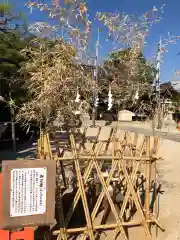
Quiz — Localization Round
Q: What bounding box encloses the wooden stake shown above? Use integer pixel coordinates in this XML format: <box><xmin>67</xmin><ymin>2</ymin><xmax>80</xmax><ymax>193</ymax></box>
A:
<box><xmin>145</xmin><ymin>136</ymin><xmax>151</xmax><ymax>231</ymax></box>
<box><xmin>70</xmin><ymin>134</ymin><xmax>94</xmax><ymax>240</ymax></box>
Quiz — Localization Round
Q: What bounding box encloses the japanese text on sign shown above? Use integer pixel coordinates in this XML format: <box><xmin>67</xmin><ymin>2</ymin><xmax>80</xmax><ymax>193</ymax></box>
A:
<box><xmin>10</xmin><ymin>168</ymin><xmax>47</xmax><ymax>217</ymax></box>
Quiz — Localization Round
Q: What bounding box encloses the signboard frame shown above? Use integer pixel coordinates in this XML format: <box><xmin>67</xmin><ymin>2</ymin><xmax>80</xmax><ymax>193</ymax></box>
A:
<box><xmin>1</xmin><ymin>159</ymin><xmax>56</xmax><ymax>229</ymax></box>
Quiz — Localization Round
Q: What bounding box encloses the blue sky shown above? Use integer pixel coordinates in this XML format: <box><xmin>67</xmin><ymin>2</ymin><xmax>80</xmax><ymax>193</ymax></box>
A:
<box><xmin>15</xmin><ymin>0</ymin><xmax>180</xmax><ymax>82</ymax></box>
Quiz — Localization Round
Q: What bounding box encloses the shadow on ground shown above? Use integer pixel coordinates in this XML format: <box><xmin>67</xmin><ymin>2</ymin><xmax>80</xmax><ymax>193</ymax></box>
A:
<box><xmin>0</xmin><ymin>137</ymin><xmax>36</xmax><ymax>163</ymax></box>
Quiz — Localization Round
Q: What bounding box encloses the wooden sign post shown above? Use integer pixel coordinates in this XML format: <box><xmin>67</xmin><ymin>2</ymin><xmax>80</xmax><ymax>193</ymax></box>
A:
<box><xmin>1</xmin><ymin>159</ymin><xmax>56</xmax><ymax>229</ymax></box>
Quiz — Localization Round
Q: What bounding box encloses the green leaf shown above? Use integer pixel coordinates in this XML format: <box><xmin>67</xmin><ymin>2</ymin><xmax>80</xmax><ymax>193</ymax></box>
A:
<box><xmin>0</xmin><ymin>3</ymin><xmax>11</xmax><ymax>13</ymax></box>
<box><xmin>7</xmin><ymin>98</ymin><xmax>15</xmax><ymax>106</ymax></box>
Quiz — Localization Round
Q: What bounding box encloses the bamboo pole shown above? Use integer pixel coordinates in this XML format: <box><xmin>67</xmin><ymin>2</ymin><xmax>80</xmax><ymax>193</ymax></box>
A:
<box><xmin>64</xmin><ymin>142</ymin><xmax>103</xmax><ymax>228</ymax></box>
<box><xmin>53</xmin><ymin>220</ymin><xmax>154</xmax><ymax>235</ymax></box>
<box><xmin>56</xmin><ymin>190</ymin><xmax>68</xmax><ymax>240</ymax></box>
<box><xmin>70</xmin><ymin>134</ymin><xmax>94</xmax><ymax>240</ymax></box>
<box><xmin>119</xmin><ymin>138</ymin><xmax>145</xmax><ymax>218</ymax></box>
<box><xmin>153</xmin><ymin>136</ymin><xmax>159</xmax><ymax>236</ymax></box>
<box><xmin>54</xmin><ymin>156</ymin><xmax>159</xmax><ymax>161</ymax></box>
<box><xmin>120</xmin><ymin>158</ymin><xmax>152</xmax><ymax>239</ymax></box>
<box><xmin>145</xmin><ymin>136</ymin><xmax>151</xmax><ymax>231</ymax></box>
<box><xmin>46</xmin><ymin>133</ymin><xmax>53</xmax><ymax>160</ymax></box>
<box><xmin>81</xmin><ymin>139</ymin><xmax>117</xmax><ymax>240</ymax></box>
<box><xmin>113</xmin><ymin>137</ymin><xmax>151</xmax><ymax>240</ymax></box>
<box><xmin>93</xmin><ymin>155</ymin><xmax>128</xmax><ymax>240</ymax></box>
<box><xmin>40</xmin><ymin>130</ymin><xmax>163</xmax><ymax>239</ymax></box>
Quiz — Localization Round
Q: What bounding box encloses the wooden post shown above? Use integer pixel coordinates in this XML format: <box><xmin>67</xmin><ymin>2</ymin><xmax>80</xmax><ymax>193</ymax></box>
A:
<box><xmin>154</xmin><ymin>136</ymin><xmax>159</xmax><ymax>236</ymax></box>
<box><xmin>145</xmin><ymin>136</ymin><xmax>151</xmax><ymax>230</ymax></box>
<box><xmin>70</xmin><ymin>134</ymin><xmax>94</xmax><ymax>240</ymax></box>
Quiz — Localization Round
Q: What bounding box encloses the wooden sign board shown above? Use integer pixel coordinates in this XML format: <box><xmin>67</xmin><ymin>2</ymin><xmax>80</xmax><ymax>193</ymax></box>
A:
<box><xmin>1</xmin><ymin>159</ymin><xmax>56</xmax><ymax>229</ymax></box>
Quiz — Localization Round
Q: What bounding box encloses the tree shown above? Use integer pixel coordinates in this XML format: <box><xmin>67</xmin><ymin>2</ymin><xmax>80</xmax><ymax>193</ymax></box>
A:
<box><xmin>108</xmin><ymin>48</ymin><xmax>155</xmax><ymax>84</ymax></box>
<box><xmin>14</xmin><ymin>0</ymin><xmax>95</xmax><ymax>129</ymax></box>
<box><xmin>0</xmin><ymin>3</ymin><xmax>27</xmax><ymax>32</ymax></box>
<box><xmin>96</xmin><ymin>7</ymin><xmax>165</xmax><ymax>116</ymax></box>
<box><xmin>16</xmin><ymin>38</ymin><xmax>95</xmax><ymax>129</ymax></box>
<box><xmin>0</xmin><ymin>3</ymin><xmax>10</xmax><ymax>26</ymax></box>
<box><xmin>0</xmin><ymin>30</ymin><xmax>30</xmax><ymax>103</ymax></box>
<box><xmin>0</xmin><ymin>2</ymin><xmax>31</xmax><ymax>105</ymax></box>
<box><xmin>99</xmin><ymin>48</ymin><xmax>155</xmax><ymax>112</ymax></box>
<box><xmin>161</xmin><ymin>82</ymin><xmax>180</xmax><ymax>105</ymax></box>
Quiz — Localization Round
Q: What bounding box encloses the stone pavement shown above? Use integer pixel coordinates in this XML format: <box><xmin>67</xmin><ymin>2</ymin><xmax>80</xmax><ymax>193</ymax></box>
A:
<box><xmin>82</xmin><ymin>120</ymin><xmax>180</xmax><ymax>142</ymax></box>
<box><xmin>0</xmin><ymin>120</ymin><xmax>179</xmax><ymax>162</ymax></box>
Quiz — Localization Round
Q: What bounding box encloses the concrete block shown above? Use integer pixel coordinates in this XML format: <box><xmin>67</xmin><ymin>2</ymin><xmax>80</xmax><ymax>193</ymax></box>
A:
<box><xmin>98</xmin><ymin>127</ymin><xmax>112</xmax><ymax>141</ymax></box>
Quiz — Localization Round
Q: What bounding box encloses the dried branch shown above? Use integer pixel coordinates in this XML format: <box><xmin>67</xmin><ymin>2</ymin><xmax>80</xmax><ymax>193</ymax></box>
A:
<box><xmin>26</xmin><ymin>0</ymin><xmax>91</xmax><ymax>52</ymax></box>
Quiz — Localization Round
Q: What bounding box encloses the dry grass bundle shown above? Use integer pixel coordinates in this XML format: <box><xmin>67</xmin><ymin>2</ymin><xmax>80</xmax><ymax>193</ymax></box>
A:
<box><xmin>16</xmin><ymin>38</ymin><xmax>95</xmax><ymax>129</ymax></box>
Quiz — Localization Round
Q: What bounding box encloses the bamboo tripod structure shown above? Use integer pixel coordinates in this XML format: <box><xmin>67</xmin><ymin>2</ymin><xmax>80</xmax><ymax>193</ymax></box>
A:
<box><xmin>37</xmin><ymin>127</ymin><xmax>164</xmax><ymax>240</ymax></box>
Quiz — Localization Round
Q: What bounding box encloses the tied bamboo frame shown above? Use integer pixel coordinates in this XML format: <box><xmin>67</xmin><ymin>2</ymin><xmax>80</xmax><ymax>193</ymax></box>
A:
<box><xmin>37</xmin><ymin>127</ymin><xmax>164</xmax><ymax>240</ymax></box>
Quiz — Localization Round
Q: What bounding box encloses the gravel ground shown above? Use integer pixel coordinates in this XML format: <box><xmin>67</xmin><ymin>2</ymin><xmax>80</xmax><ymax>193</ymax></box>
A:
<box><xmin>0</xmin><ymin>122</ymin><xmax>180</xmax><ymax>239</ymax></box>
<box><xmin>155</xmin><ymin>139</ymin><xmax>180</xmax><ymax>240</ymax></box>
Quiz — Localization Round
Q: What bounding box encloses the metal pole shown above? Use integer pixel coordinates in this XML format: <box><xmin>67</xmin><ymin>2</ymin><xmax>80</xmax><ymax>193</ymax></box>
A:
<box><xmin>9</xmin><ymin>91</ymin><xmax>16</xmax><ymax>152</ymax></box>
<box><xmin>92</xmin><ymin>29</ymin><xmax>99</xmax><ymax>127</ymax></box>
<box><xmin>156</xmin><ymin>37</ymin><xmax>162</xmax><ymax>129</ymax></box>
<box><xmin>11</xmin><ymin>115</ymin><xmax>16</xmax><ymax>152</ymax></box>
